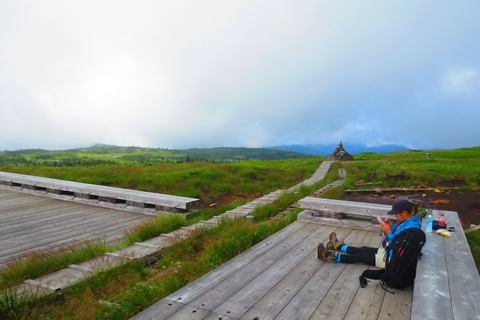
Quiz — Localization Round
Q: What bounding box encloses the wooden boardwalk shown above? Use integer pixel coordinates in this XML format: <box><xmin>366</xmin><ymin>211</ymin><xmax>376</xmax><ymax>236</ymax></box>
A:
<box><xmin>132</xmin><ymin>222</ymin><xmax>412</xmax><ymax>320</ymax></box>
<box><xmin>0</xmin><ymin>171</ymin><xmax>200</xmax><ymax>214</ymax></box>
<box><xmin>3</xmin><ymin>162</ymin><xmax>337</xmax><ymax>296</ymax></box>
<box><xmin>0</xmin><ymin>189</ymin><xmax>153</xmax><ymax>265</ymax></box>
<box><xmin>412</xmin><ymin>210</ymin><xmax>480</xmax><ymax>320</ymax></box>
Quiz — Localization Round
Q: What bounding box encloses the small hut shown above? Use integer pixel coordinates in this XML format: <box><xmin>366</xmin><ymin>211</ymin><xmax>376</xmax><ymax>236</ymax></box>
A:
<box><xmin>329</xmin><ymin>140</ymin><xmax>354</xmax><ymax>161</ymax></box>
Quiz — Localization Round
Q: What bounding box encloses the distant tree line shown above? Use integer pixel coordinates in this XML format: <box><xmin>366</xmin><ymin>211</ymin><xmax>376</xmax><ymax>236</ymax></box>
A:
<box><xmin>0</xmin><ymin>145</ymin><xmax>311</xmax><ymax>167</ymax></box>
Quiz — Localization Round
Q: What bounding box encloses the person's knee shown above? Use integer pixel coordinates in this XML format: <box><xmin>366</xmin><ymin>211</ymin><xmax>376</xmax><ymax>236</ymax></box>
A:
<box><xmin>375</xmin><ymin>253</ymin><xmax>386</xmax><ymax>268</ymax></box>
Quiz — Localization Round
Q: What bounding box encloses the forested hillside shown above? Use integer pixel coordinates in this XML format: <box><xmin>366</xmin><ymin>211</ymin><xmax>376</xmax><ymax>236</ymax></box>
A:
<box><xmin>0</xmin><ymin>144</ymin><xmax>312</xmax><ymax>166</ymax></box>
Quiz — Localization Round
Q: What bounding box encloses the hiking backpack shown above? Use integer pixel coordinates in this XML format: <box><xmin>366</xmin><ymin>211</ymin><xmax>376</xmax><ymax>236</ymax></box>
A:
<box><xmin>359</xmin><ymin>228</ymin><xmax>426</xmax><ymax>291</ymax></box>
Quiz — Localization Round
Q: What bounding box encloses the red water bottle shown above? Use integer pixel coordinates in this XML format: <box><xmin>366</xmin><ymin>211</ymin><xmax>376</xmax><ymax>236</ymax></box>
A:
<box><xmin>439</xmin><ymin>213</ymin><xmax>446</xmax><ymax>227</ymax></box>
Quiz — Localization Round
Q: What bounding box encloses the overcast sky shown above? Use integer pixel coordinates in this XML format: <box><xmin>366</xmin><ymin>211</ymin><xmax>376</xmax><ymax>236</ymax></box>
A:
<box><xmin>1</xmin><ymin>1</ymin><xmax>479</xmax><ymax>151</ymax></box>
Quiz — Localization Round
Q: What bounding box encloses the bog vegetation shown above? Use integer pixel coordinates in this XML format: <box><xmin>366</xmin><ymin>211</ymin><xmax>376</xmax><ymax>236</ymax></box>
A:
<box><xmin>0</xmin><ymin>145</ymin><xmax>479</xmax><ymax>319</ymax></box>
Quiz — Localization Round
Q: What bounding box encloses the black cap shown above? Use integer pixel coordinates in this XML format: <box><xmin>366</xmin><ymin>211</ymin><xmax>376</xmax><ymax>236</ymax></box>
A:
<box><xmin>387</xmin><ymin>200</ymin><xmax>413</xmax><ymax>215</ymax></box>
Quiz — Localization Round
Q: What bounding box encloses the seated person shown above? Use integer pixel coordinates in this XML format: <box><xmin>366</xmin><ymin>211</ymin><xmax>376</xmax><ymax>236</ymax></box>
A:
<box><xmin>317</xmin><ymin>199</ymin><xmax>422</xmax><ymax>267</ymax></box>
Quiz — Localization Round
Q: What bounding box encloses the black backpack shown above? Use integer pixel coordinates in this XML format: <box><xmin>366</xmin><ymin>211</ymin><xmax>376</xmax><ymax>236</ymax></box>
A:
<box><xmin>359</xmin><ymin>228</ymin><xmax>426</xmax><ymax>291</ymax></box>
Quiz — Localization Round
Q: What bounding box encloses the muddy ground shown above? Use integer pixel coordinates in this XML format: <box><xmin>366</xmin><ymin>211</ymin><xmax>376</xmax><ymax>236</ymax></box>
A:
<box><xmin>341</xmin><ymin>190</ymin><xmax>480</xmax><ymax>227</ymax></box>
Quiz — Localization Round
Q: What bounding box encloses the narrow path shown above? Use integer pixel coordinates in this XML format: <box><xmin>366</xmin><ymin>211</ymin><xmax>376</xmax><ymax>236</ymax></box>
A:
<box><xmin>6</xmin><ymin>161</ymin><xmax>338</xmax><ymax>298</ymax></box>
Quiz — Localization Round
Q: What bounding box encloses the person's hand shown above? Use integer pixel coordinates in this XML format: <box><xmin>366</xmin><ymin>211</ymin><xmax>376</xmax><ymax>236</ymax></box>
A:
<box><xmin>379</xmin><ymin>220</ymin><xmax>392</xmax><ymax>234</ymax></box>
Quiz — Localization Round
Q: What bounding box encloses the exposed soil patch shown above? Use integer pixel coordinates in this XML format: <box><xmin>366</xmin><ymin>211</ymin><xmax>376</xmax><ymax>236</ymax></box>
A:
<box><xmin>440</xmin><ymin>178</ymin><xmax>468</xmax><ymax>187</ymax></box>
<box><xmin>342</xmin><ymin>190</ymin><xmax>480</xmax><ymax>227</ymax></box>
<box><xmin>198</xmin><ymin>191</ymin><xmax>265</xmax><ymax>209</ymax></box>
<box><xmin>386</xmin><ymin>173</ymin><xmax>411</xmax><ymax>180</ymax></box>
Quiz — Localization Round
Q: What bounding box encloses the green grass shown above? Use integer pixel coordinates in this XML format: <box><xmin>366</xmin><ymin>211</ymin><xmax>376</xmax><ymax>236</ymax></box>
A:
<box><xmin>122</xmin><ymin>214</ymin><xmax>188</xmax><ymax>246</ymax></box>
<box><xmin>1</xmin><ymin>146</ymin><xmax>479</xmax><ymax>319</ymax></box>
<box><xmin>346</xmin><ymin>147</ymin><xmax>480</xmax><ymax>190</ymax></box>
<box><xmin>0</xmin><ymin>158</ymin><xmax>322</xmax><ymax>200</ymax></box>
<box><xmin>0</xmin><ymin>183</ymin><xmax>318</xmax><ymax>319</ymax></box>
<box><xmin>466</xmin><ymin>229</ymin><xmax>480</xmax><ymax>271</ymax></box>
<box><xmin>0</xmin><ymin>242</ymin><xmax>112</xmax><ymax>291</ymax></box>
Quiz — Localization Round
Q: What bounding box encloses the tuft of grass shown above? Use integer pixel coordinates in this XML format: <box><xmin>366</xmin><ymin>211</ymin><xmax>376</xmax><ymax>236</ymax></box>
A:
<box><xmin>466</xmin><ymin>229</ymin><xmax>480</xmax><ymax>271</ymax></box>
<box><xmin>252</xmin><ymin>181</ymin><xmax>325</xmax><ymax>221</ymax></box>
<box><xmin>123</xmin><ymin>214</ymin><xmax>188</xmax><ymax>246</ymax></box>
<box><xmin>321</xmin><ymin>185</ymin><xmax>345</xmax><ymax>199</ymax></box>
<box><xmin>0</xmin><ymin>241</ymin><xmax>112</xmax><ymax>290</ymax></box>
<box><xmin>251</xmin><ymin>203</ymin><xmax>279</xmax><ymax>221</ymax></box>
<box><xmin>0</xmin><ymin>289</ymin><xmax>37</xmax><ymax>320</ymax></box>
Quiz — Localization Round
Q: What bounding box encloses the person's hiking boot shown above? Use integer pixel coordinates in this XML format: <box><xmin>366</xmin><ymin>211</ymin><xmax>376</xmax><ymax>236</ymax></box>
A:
<box><xmin>317</xmin><ymin>243</ymin><xmax>338</xmax><ymax>261</ymax></box>
<box><xmin>326</xmin><ymin>232</ymin><xmax>344</xmax><ymax>251</ymax></box>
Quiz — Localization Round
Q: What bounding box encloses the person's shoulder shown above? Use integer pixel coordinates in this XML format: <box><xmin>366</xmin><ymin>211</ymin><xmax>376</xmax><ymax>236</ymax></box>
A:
<box><xmin>408</xmin><ymin>216</ymin><xmax>422</xmax><ymax>227</ymax></box>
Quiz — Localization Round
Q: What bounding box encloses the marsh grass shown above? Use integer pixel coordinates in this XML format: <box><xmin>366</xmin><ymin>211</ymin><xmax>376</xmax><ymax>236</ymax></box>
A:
<box><xmin>122</xmin><ymin>214</ymin><xmax>188</xmax><ymax>245</ymax></box>
<box><xmin>0</xmin><ymin>242</ymin><xmax>112</xmax><ymax>290</ymax></box>
<box><xmin>345</xmin><ymin>147</ymin><xmax>480</xmax><ymax>190</ymax></box>
<box><xmin>3</xmin><ymin>147</ymin><xmax>479</xmax><ymax>318</ymax></box>
<box><xmin>1</xmin><ymin>158</ymin><xmax>322</xmax><ymax>200</ymax></box>
<box><xmin>0</xmin><ymin>289</ymin><xmax>37</xmax><ymax>320</ymax></box>
<box><xmin>0</xmin><ymin>215</ymin><xmax>188</xmax><ymax>291</ymax></box>
<box><xmin>1</xmin><ymin>179</ymin><xmax>321</xmax><ymax>319</ymax></box>
<box><xmin>466</xmin><ymin>229</ymin><xmax>480</xmax><ymax>270</ymax></box>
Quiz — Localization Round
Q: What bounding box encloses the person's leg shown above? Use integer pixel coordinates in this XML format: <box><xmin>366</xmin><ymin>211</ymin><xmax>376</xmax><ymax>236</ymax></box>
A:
<box><xmin>374</xmin><ymin>248</ymin><xmax>386</xmax><ymax>268</ymax></box>
<box><xmin>340</xmin><ymin>248</ymin><xmax>385</xmax><ymax>267</ymax></box>
<box><xmin>318</xmin><ymin>243</ymin><xmax>376</xmax><ymax>266</ymax></box>
<box><xmin>344</xmin><ymin>246</ymin><xmax>378</xmax><ymax>255</ymax></box>
<box><xmin>338</xmin><ymin>253</ymin><xmax>376</xmax><ymax>266</ymax></box>
<box><xmin>327</xmin><ymin>232</ymin><xmax>378</xmax><ymax>254</ymax></box>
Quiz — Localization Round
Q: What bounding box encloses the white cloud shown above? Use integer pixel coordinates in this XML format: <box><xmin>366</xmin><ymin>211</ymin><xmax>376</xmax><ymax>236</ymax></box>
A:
<box><xmin>442</xmin><ymin>67</ymin><xmax>480</xmax><ymax>94</ymax></box>
<box><xmin>1</xmin><ymin>1</ymin><xmax>480</xmax><ymax>151</ymax></box>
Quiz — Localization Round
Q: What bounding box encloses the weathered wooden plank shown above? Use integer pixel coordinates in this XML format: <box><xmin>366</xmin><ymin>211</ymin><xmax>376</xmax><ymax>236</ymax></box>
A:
<box><xmin>1</xmin><ymin>212</ymin><xmax>145</xmax><ymax>244</ymax></box>
<box><xmin>309</xmin><ymin>231</ymin><xmax>386</xmax><ymax>320</ymax></box>
<box><xmin>130</xmin><ymin>300</ymin><xmax>184</xmax><ymax>320</ymax></box>
<box><xmin>343</xmin><ymin>235</ymin><xmax>386</xmax><ymax>320</ymax></box>
<box><xmin>1</xmin><ymin>231</ymin><xmax>105</xmax><ymax>258</ymax></box>
<box><xmin>443</xmin><ymin>211</ymin><xmax>480</xmax><ymax>320</ymax></box>
<box><xmin>33</xmin><ymin>267</ymin><xmax>87</xmax><ymax>291</ymax></box>
<box><xmin>185</xmin><ymin>223</ymin><xmax>324</xmax><ymax>311</ymax></box>
<box><xmin>412</xmin><ymin>210</ymin><xmax>480</xmax><ymax>320</ymax></box>
<box><xmin>163</xmin><ymin>222</ymin><xmax>317</xmax><ymax>305</ymax></box>
<box><xmin>0</xmin><ymin>209</ymin><xmax>118</xmax><ymax>239</ymax></box>
<box><xmin>212</xmin><ymin>225</ymin><xmax>337</xmax><ymax>318</ymax></box>
<box><xmin>0</xmin><ymin>206</ymin><xmax>82</xmax><ymax>227</ymax></box>
<box><xmin>274</xmin><ymin>229</ymin><xmax>370</xmax><ymax>320</ymax></box>
<box><xmin>297</xmin><ymin>210</ymin><xmax>383</xmax><ymax>231</ymax></box>
<box><xmin>345</xmin><ymin>280</ymin><xmax>386</xmax><ymax>320</ymax></box>
<box><xmin>411</xmin><ymin>211</ymin><xmax>453</xmax><ymax>320</ymax></box>
<box><xmin>0</xmin><ymin>196</ymin><xmax>77</xmax><ymax>217</ymax></box>
<box><xmin>0</xmin><ymin>171</ymin><xmax>199</xmax><ymax>210</ymax></box>
<box><xmin>0</xmin><ymin>189</ymin><xmax>153</xmax><ymax>265</ymax></box>
<box><xmin>298</xmin><ymin>197</ymin><xmax>392</xmax><ymax>217</ymax></box>
<box><xmin>378</xmin><ymin>288</ymin><xmax>413</xmax><ymax>320</ymax></box>
<box><xmin>111</xmin><ymin>244</ymin><xmax>160</xmax><ymax>260</ymax></box>
<box><xmin>133</xmin><ymin>222</ymin><xmax>317</xmax><ymax>318</ymax></box>
<box><xmin>201</xmin><ymin>312</ymin><xmax>236</xmax><ymax>320</ymax></box>
<box><xmin>240</xmin><ymin>227</ymin><xmax>355</xmax><ymax>320</ymax></box>
<box><xmin>164</xmin><ymin>304</ymin><xmax>212</xmax><ymax>320</ymax></box>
